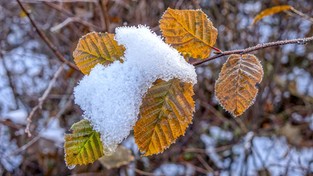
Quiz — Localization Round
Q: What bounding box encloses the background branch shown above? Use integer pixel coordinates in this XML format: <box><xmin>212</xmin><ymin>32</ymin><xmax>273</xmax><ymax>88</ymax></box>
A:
<box><xmin>16</xmin><ymin>0</ymin><xmax>79</xmax><ymax>71</ymax></box>
<box><xmin>25</xmin><ymin>64</ymin><xmax>65</xmax><ymax>137</ymax></box>
<box><xmin>98</xmin><ymin>0</ymin><xmax>110</xmax><ymax>32</ymax></box>
<box><xmin>193</xmin><ymin>36</ymin><xmax>313</xmax><ymax>66</ymax></box>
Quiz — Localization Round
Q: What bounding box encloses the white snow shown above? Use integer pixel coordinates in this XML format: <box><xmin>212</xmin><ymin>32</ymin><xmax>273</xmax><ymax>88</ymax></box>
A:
<box><xmin>0</xmin><ymin>125</ymin><xmax>23</xmax><ymax>172</ymax></box>
<box><xmin>74</xmin><ymin>25</ymin><xmax>197</xmax><ymax>154</ymax></box>
<box><xmin>199</xmin><ymin>127</ymin><xmax>313</xmax><ymax>176</ymax></box>
<box><xmin>306</xmin><ymin>114</ymin><xmax>313</xmax><ymax>130</ymax></box>
<box><xmin>3</xmin><ymin>109</ymin><xmax>27</xmax><ymax>125</ymax></box>
<box><xmin>40</xmin><ymin>118</ymin><xmax>65</xmax><ymax>146</ymax></box>
<box><xmin>227</xmin><ymin>135</ymin><xmax>313</xmax><ymax>176</ymax></box>
<box><xmin>122</xmin><ymin>136</ymin><xmax>139</xmax><ymax>156</ymax></box>
<box><xmin>153</xmin><ymin>163</ymin><xmax>195</xmax><ymax>176</ymax></box>
<box><xmin>201</xmin><ymin>126</ymin><xmax>234</xmax><ymax>169</ymax></box>
<box><xmin>197</xmin><ymin>131</ymin><xmax>313</xmax><ymax>176</ymax></box>
<box><xmin>278</xmin><ymin>67</ymin><xmax>313</xmax><ymax>97</ymax></box>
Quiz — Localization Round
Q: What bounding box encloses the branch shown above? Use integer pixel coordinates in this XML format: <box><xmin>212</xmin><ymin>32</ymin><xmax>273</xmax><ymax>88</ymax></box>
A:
<box><xmin>290</xmin><ymin>7</ymin><xmax>313</xmax><ymax>23</ymax></box>
<box><xmin>25</xmin><ymin>64</ymin><xmax>65</xmax><ymax>137</ymax></box>
<box><xmin>21</xmin><ymin>0</ymin><xmax>97</xmax><ymax>3</ymax></box>
<box><xmin>44</xmin><ymin>2</ymin><xmax>102</xmax><ymax>31</ymax></box>
<box><xmin>98</xmin><ymin>0</ymin><xmax>110</xmax><ymax>32</ymax></box>
<box><xmin>16</xmin><ymin>0</ymin><xmax>79</xmax><ymax>71</ymax></box>
<box><xmin>192</xmin><ymin>36</ymin><xmax>313</xmax><ymax>66</ymax></box>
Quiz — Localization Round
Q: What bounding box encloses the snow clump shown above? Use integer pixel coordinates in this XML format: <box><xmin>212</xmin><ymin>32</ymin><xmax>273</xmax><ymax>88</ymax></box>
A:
<box><xmin>74</xmin><ymin>25</ymin><xmax>197</xmax><ymax>154</ymax></box>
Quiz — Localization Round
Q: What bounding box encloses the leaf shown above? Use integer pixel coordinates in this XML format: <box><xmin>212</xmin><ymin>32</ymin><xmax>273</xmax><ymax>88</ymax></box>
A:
<box><xmin>73</xmin><ymin>32</ymin><xmax>125</xmax><ymax>74</ymax></box>
<box><xmin>279</xmin><ymin>123</ymin><xmax>302</xmax><ymax>146</ymax></box>
<box><xmin>98</xmin><ymin>146</ymin><xmax>134</xmax><ymax>169</ymax></box>
<box><xmin>252</xmin><ymin>5</ymin><xmax>292</xmax><ymax>25</ymax></box>
<box><xmin>64</xmin><ymin>119</ymin><xmax>104</xmax><ymax>166</ymax></box>
<box><xmin>134</xmin><ymin>78</ymin><xmax>195</xmax><ymax>156</ymax></box>
<box><xmin>159</xmin><ymin>8</ymin><xmax>218</xmax><ymax>59</ymax></box>
<box><xmin>215</xmin><ymin>54</ymin><xmax>263</xmax><ymax>117</ymax></box>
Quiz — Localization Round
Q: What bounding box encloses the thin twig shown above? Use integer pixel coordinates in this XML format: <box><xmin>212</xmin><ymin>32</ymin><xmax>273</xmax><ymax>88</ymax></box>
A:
<box><xmin>192</xmin><ymin>36</ymin><xmax>313</xmax><ymax>66</ymax></box>
<box><xmin>54</xmin><ymin>95</ymin><xmax>73</xmax><ymax>119</ymax></box>
<box><xmin>50</xmin><ymin>17</ymin><xmax>101</xmax><ymax>32</ymax></box>
<box><xmin>10</xmin><ymin>135</ymin><xmax>41</xmax><ymax>155</ymax></box>
<box><xmin>25</xmin><ymin>64</ymin><xmax>65</xmax><ymax>137</ymax></box>
<box><xmin>182</xmin><ymin>162</ymin><xmax>209</xmax><ymax>175</ymax></box>
<box><xmin>290</xmin><ymin>7</ymin><xmax>313</xmax><ymax>23</ymax></box>
<box><xmin>98</xmin><ymin>0</ymin><xmax>110</xmax><ymax>32</ymax></box>
<box><xmin>44</xmin><ymin>2</ymin><xmax>102</xmax><ymax>31</ymax></box>
<box><xmin>197</xmin><ymin>154</ymin><xmax>214</xmax><ymax>173</ymax></box>
<box><xmin>21</xmin><ymin>0</ymin><xmax>97</xmax><ymax>2</ymax></box>
<box><xmin>16</xmin><ymin>0</ymin><xmax>79</xmax><ymax>71</ymax></box>
<box><xmin>133</xmin><ymin>168</ymin><xmax>158</xmax><ymax>176</ymax></box>
<box><xmin>175</xmin><ymin>0</ymin><xmax>185</xmax><ymax>9</ymax></box>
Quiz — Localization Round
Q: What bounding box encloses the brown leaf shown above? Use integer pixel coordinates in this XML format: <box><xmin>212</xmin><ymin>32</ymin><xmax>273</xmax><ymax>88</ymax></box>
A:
<box><xmin>98</xmin><ymin>146</ymin><xmax>134</xmax><ymax>169</ymax></box>
<box><xmin>215</xmin><ymin>54</ymin><xmax>263</xmax><ymax>117</ymax></box>
<box><xmin>279</xmin><ymin>123</ymin><xmax>302</xmax><ymax>146</ymax></box>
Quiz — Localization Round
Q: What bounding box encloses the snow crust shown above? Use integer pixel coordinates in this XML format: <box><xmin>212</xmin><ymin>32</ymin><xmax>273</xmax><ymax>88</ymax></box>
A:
<box><xmin>74</xmin><ymin>26</ymin><xmax>197</xmax><ymax>153</ymax></box>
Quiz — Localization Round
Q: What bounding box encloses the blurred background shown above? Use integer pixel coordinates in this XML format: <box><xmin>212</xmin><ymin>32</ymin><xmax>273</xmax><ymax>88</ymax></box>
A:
<box><xmin>0</xmin><ymin>0</ymin><xmax>313</xmax><ymax>175</ymax></box>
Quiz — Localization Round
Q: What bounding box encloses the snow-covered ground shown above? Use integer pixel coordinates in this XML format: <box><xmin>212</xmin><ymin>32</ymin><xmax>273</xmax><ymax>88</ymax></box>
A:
<box><xmin>0</xmin><ymin>17</ymin><xmax>60</xmax><ymax>172</ymax></box>
<box><xmin>200</xmin><ymin>127</ymin><xmax>313</xmax><ymax>176</ymax></box>
<box><xmin>0</xmin><ymin>126</ymin><xmax>23</xmax><ymax>172</ymax></box>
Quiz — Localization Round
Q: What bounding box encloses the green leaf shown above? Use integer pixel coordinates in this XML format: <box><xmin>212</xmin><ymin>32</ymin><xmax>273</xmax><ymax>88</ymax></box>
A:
<box><xmin>64</xmin><ymin>119</ymin><xmax>104</xmax><ymax>167</ymax></box>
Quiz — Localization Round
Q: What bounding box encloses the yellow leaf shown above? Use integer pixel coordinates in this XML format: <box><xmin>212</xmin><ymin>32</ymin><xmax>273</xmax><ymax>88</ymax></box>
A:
<box><xmin>73</xmin><ymin>32</ymin><xmax>125</xmax><ymax>74</ymax></box>
<box><xmin>160</xmin><ymin>8</ymin><xmax>218</xmax><ymax>59</ymax></box>
<box><xmin>252</xmin><ymin>5</ymin><xmax>292</xmax><ymax>25</ymax></box>
<box><xmin>19</xmin><ymin>11</ymin><xmax>27</xmax><ymax>18</ymax></box>
<box><xmin>19</xmin><ymin>5</ymin><xmax>31</xmax><ymax>18</ymax></box>
<box><xmin>215</xmin><ymin>54</ymin><xmax>263</xmax><ymax>117</ymax></box>
<box><xmin>64</xmin><ymin>119</ymin><xmax>104</xmax><ymax>166</ymax></box>
<box><xmin>98</xmin><ymin>146</ymin><xmax>134</xmax><ymax>169</ymax></box>
<box><xmin>134</xmin><ymin>79</ymin><xmax>195</xmax><ymax>156</ymax></box>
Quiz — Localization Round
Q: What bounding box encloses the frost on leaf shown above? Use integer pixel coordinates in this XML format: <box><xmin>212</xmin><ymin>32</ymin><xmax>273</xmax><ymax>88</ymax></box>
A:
<box><xmin>64</xmin><ymin>119</ymin><xmax>104</xmax><ymax>167</ymax></box>
<box><xmin>215</xmin><ymin>54</ymin><xmax>263</xmax><ymax>117</ymax></box>
<box><xmin>134</xmin><ymin>78</ymin><xmax>195</xmax><ymax>156</ymax></box>
<box><xmin>74</xmin><ymin>26</ymin><xmax>197</xmax><ymax>154</ymax></box>
<box><xmin>73</xmin><ymin>32</ymin><xmax>125</xmax><ymax>74</ymax></box>
<box><xmin>160</xmin><ymin>8</ymin><xmax>218</xmax><ymax>59</ymax></box>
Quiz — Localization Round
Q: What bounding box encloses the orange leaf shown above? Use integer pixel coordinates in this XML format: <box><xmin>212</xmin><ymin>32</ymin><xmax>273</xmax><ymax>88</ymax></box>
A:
<box><xmin>215</xmin><ymin>54</ymin><xmax>263</xmax><ymax>117</ymax></box>
<box><xmin>160</xmin><ymin>8</ymin><xmax>218</xmax><ymax>59</ymax></box>
<box><xmin>73</xmin><ymin>32</ymin><xmax>125</xmax><ymax>74</ymax></box>
<box><xmin>252</xmin><ymin>5</ymin><xmax>292</xmax><ymax>25</ymax></box>
<box><xmin>134</xmin><ymin>79</ymin><xmax>195</xmax><ymax>156</ymax></box>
